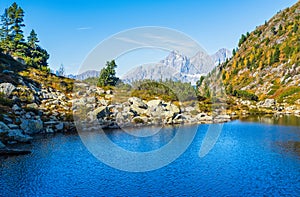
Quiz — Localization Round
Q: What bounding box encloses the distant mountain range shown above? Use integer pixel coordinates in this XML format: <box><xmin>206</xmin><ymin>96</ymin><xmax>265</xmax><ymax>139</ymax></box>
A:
<box><xmin>67</xmin><ymin>70</ymin><xmax>100</xmax><ymax>80</ymax></box>
<box><xmin>122</xmin><ymin>49</ymin><xmax>232</xmax><ymax>85</ymax></box>
<box><xmin>71</xmin><ymin>48</ymin><xmax>232</xmax><ymax>84</ymax></box>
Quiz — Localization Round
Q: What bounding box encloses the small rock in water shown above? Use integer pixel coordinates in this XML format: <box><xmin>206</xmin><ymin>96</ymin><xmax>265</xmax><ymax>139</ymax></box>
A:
<box><xmin>55</xmin><ymin>123</ymin><xmax>64</xmax><ymax>131</ymax></box>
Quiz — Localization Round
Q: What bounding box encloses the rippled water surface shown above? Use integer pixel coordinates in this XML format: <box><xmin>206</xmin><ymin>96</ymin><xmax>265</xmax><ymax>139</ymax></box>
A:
<box><xmin>1</xmin><ymin>118</ymin><xmax>300</xmax><ymax>196</ymax></box>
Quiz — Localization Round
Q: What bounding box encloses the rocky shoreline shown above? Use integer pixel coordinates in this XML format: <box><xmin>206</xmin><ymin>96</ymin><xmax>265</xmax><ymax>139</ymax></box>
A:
<box><xmin>1</xmin><ymin>80</ymin><xmax>300</xmax><ymax>156</ymax></box>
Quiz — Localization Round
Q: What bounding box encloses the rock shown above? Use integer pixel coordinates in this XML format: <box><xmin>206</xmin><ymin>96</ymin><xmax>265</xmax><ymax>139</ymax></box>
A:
<box><xmin>20</xmin><ymin>119</ymin><xmax>43</xmax><ymax>134</ymax></box>
<box><xmin>259</xmin><ymin>99</ymin><xmax>276</xmax><ymax>108</ymax></box>
<box><xmin>0</xmin><ymin>141</ymin><xmax>6</xmax><ymax>149</ymax></box>
<box><xmin>0</xmin><ymin>83</ymin><xmax>16</xmax><ymax>97</ymax></box>
<box><xmin>196</xmin><ymin>113</ymin><xmax>213</xmax><ymax>121</ymax></box>
<box><xmin>147</xmin><ymin>100</ymin><xmax>163</xmax><ymax>108</ymax></box>
<box><xmin>146</xmin><ymin>104</ymin><xmax>165</xmax><ymax>117</ymax></box>
<box><xmin>2</xmin><ymin>70</ymin><xmax>14</xmax><ymax>74</ymax></box>
<box><xmin>165</xmin><ymin>103</ymin><xmax>180</xmax><ymax>114</ymax></box>
<box><xmin>7</xmin><ymin>124</ymin><xmax>19</xmax><ymax>129</ymax></box>
<box><xmin>93</xmin><ymin>106</ymin><xmax>110</xmax><ymax>119</ymax></box>
<box><xmin>55</xmin><ymin>122</ymin><xmax>64</xmax><ymax>131</ymax></box>
<box><xmin>12</xmin><ymin>104</ymin><xmax>22</xmax><ymax>112</ymax></box>
<box><xmin>0</xmin><ymin>121</ymin><xmax>9</xmax><ymax>137</ymax></box>
<box><xmin>214</xmin><ymin>115</ymin><xmax>231</xmax><ymax>123</ymax></box>
<box><xmin>2</xmin><ymin>115</ymin><xmax>13</xmax><ymax>124</ymax></box>
<box><xmin>7</xmin><ymin>129</ymin><xmax>33</xmax><ymax>143</ymax></box>
<box><xmin>132</xmin><ymin>116</ymin><xmax>148</xmax><ymax>124</ymax></box>
<box><xmin>106</xmin><ymin>90</ymin><xmax>113</xmax><ymax>95</ymax></box>
<box><xmin>25</xmin><ymin>113</ymin><xmax>32</xmax><ymax>119</ymax></box>
<box><xmin>46</xmin><ymin>127</ymin><xmax>54</xmax><ymax>133</ymax></box>
<box><xmin>128</xmin><ymin>97</ymin><xmax>148</xmax><ymax>109</ymax></box>
<box><xmin>294</xmin><ymin>110</ymin><xmax>300</xmax><ymax>114</ymax></box>
<box><xmin>131</xmin><ymin>105</ymin><xmax>147</xmax><ymax>116</ymax></box>
<box><xmin>173</xmin><ymin>114</ymin><xmax>185</xmax><ymax>124</ymax></box>
<box><xmin>215</xmin><ymin>115</ymin><xmax>231</xmax><ymax>120</ymax></box>
<box><xmin>241</xmin><ymin>100</ymin><xmax>251</xmax><ymax>106</ymax></box>
<box><xmin>44</xmin><ymin>121</ymin><xmax>58</xmax><ymax>125</ymax></box>
<box><xmin>183</xmin><ymin>106</ymin><xmax>194</xmax><ymax>112</ymax></box>
<box><xmin>26</xmin><ymin>103</ymin><xmax>39</xmax><ymax>109</ymax></box>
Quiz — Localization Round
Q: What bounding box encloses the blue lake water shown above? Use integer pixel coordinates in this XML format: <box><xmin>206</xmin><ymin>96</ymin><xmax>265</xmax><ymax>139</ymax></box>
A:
<box><xmin>1</xmin><ymin>118</ymin><xmax>300</xmax><ymax>196</ymax></box>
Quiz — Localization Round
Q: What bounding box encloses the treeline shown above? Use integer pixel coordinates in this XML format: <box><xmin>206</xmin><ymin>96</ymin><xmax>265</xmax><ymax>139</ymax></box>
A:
<box><xmin>0</xmin><ymin>2</ymin><xmax>49</xmax><ymax>71</ymax></box>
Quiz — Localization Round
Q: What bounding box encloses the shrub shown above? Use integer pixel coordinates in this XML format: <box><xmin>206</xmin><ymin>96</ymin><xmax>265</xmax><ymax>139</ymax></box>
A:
<box><xmin>233</xmin><ymin>90</ymin><xmax>258</xmax><ymax>101</ymax></box>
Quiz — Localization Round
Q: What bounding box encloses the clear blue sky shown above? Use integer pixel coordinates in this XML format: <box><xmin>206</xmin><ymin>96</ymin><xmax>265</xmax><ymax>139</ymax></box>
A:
<box><xmin>0</xmin><ymin>0</ymin><xmax>298</xmax><ymax>74</ymax></box>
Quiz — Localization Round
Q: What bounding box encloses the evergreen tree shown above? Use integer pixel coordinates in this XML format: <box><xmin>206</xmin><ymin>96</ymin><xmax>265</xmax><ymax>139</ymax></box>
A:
<box><xmin>232</xmin><ymin>48</ymin><xmax>236</xmax><ymax>56</ymax></box>
<box><xmin>98</xmin><ymin>60</ymin><xmax>119</xmax><ymax>87</ymax></box>
<box><xmin>27</xmin><ymin>29</ymin><xmax>39</xmax><ymax>48</ymax></box>
<box><xmin>238</xmin><ymin>34</ymin><xmax>247</xmax><ymax>47</ymax></box>
<box><xmin>293</xmin><ymin>24</ymin><xmax>298</xmax><ymax>33</ymax></box>
<box><xmin>273</xmin><ymin>46</ymin><xmax>280</xmax><ymax>63</ymax></box>
<box><xmin>0</xmin><ymin>9</ymin><xmax>13</xmax><ymax>53</ymax></box>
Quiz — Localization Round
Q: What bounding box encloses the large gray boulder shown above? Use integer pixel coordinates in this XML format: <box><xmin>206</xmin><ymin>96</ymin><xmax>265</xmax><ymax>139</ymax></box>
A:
<box><xmin>128</xmin><ymin>97</ymin><xmax>148</xmax><ymax>109</ymax></box>
<box><xmin>0</xmin><ymin>83</ymin><xmax>16</xmax><ymax>97</ymax></box>
<box><xmin>129</xmin><ymin>97</ymin><xmax>148</xmax><ymax>115</ymax></box>
<box><xmin>147</xmin><ymin>100</ymin><xmax>163</xmax><ymax>108</ymax></box>
<box><xmin>20</xmin><ymin>119</ymin><xmax>43</xmax><ymax>134</ymax></box>
<box><xmin>165</xmin><ymin>103</ymin><xmax>180</xmax><ymax>114</ymax></box>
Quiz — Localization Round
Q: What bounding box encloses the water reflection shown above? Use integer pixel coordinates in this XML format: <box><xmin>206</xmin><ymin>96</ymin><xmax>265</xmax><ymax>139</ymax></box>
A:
<box><xmin>240</xmin><ymin>115</ymin><xmax>300</xmax><ymax>127</ymax></box>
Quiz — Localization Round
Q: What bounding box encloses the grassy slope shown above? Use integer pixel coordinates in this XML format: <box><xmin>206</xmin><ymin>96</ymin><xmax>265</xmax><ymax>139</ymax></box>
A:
<box><xmin>201</xmin><ymin>2</ymin><xmax>300</xmax><ymax>104</ymax></box>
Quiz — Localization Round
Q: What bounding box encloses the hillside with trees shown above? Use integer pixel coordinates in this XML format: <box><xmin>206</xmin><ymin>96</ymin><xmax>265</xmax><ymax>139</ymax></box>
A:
<box><xmin>0</xmin><ymin>2</ymin><xmax>49</xmax><ymax>71</ymax></box>
<box><xmin>198</xmin><ymin>1</ymin><xmax>300</xmax><ymax>106</ymax></box>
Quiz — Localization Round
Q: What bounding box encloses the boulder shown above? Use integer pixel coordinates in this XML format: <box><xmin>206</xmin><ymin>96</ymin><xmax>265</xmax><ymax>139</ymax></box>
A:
<box><xmin>7</xmin><ymin>129</ymin><xmax>33</xmax><ymax>143</ymax></box>
<box><xmin>55</xmin><ymin>122</ymin><xmax>64</xmax><ymax>131</ymax></box>
<box><xmin>0</xmin><ymin>83</ymin><xmax>16</xmax><ymax>97</ymax></box>
<box><xmin>128</xmin><ymin>97</ymin><xmax>148</xmax><ymax>109</ymax></box>
<box><xmin>26</xmin><ymin>103</ymin><xmax>39</xmax><ymax>110</ymax></box>
<box><xmin>131</xmin><ymin>105</ymin><xmax>147</xmax><ymax>116</ymax></box>
<box><xmin>0</xmin><ymin>121</ymin><xmax>9</xmax><ymax>137</ymax></box>
<box><xmin>7</xmin><ymin>124</ymin><xmax>19</xmax><ymax>129</ymax></box>
<box><xmin>93</xmin><ymin>106</ymin><xmax>110</xmax><ymax>119</ymax></box>
<box><xmin>12</xmin><ymin>104</ymin><xmax>22</xmax><ymax>112</ymax></box>
<box><xmin>147</xmin><ymin>100</ymin><xmax>163</xmax><ymax>108</ymax></box>
<box><xmin>20</xmin><ymin>119</ymin><xmax>43</xmax><ymax>134</ymax></box>
<box><xmin>165</xmin><ymin>103</ymin><xmax>180</xmax><ymax>114</ymax></box>
<box><xmin>146</xmin><ymin>104</ymin><xmax>165</xmax><ymax>117</ymax></box>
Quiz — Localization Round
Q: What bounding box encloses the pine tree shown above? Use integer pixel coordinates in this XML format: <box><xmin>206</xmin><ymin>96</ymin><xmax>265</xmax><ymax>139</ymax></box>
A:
<box><xmin>273</xmin><ymin>46</ymin><xmax>280</xmax><ymax>63</ymax></box>
<box><xmin>27</xmin><ymin>29</ymin><xmax>39</xmax><ymax>48</ymax></box>
<box><xmin>0</xmin><ymin>9</ymin><xmax>13</xmax><ymax>53</ymax></box>
<box><xmin>98</xmin><ymin>60</ymin><xmax>119</xmax><ymax>87</ymax></box>
<box><xmin>238</xmin><ymin>34</ymin><xmax>247</xmax><ymax>47</ymax></box>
